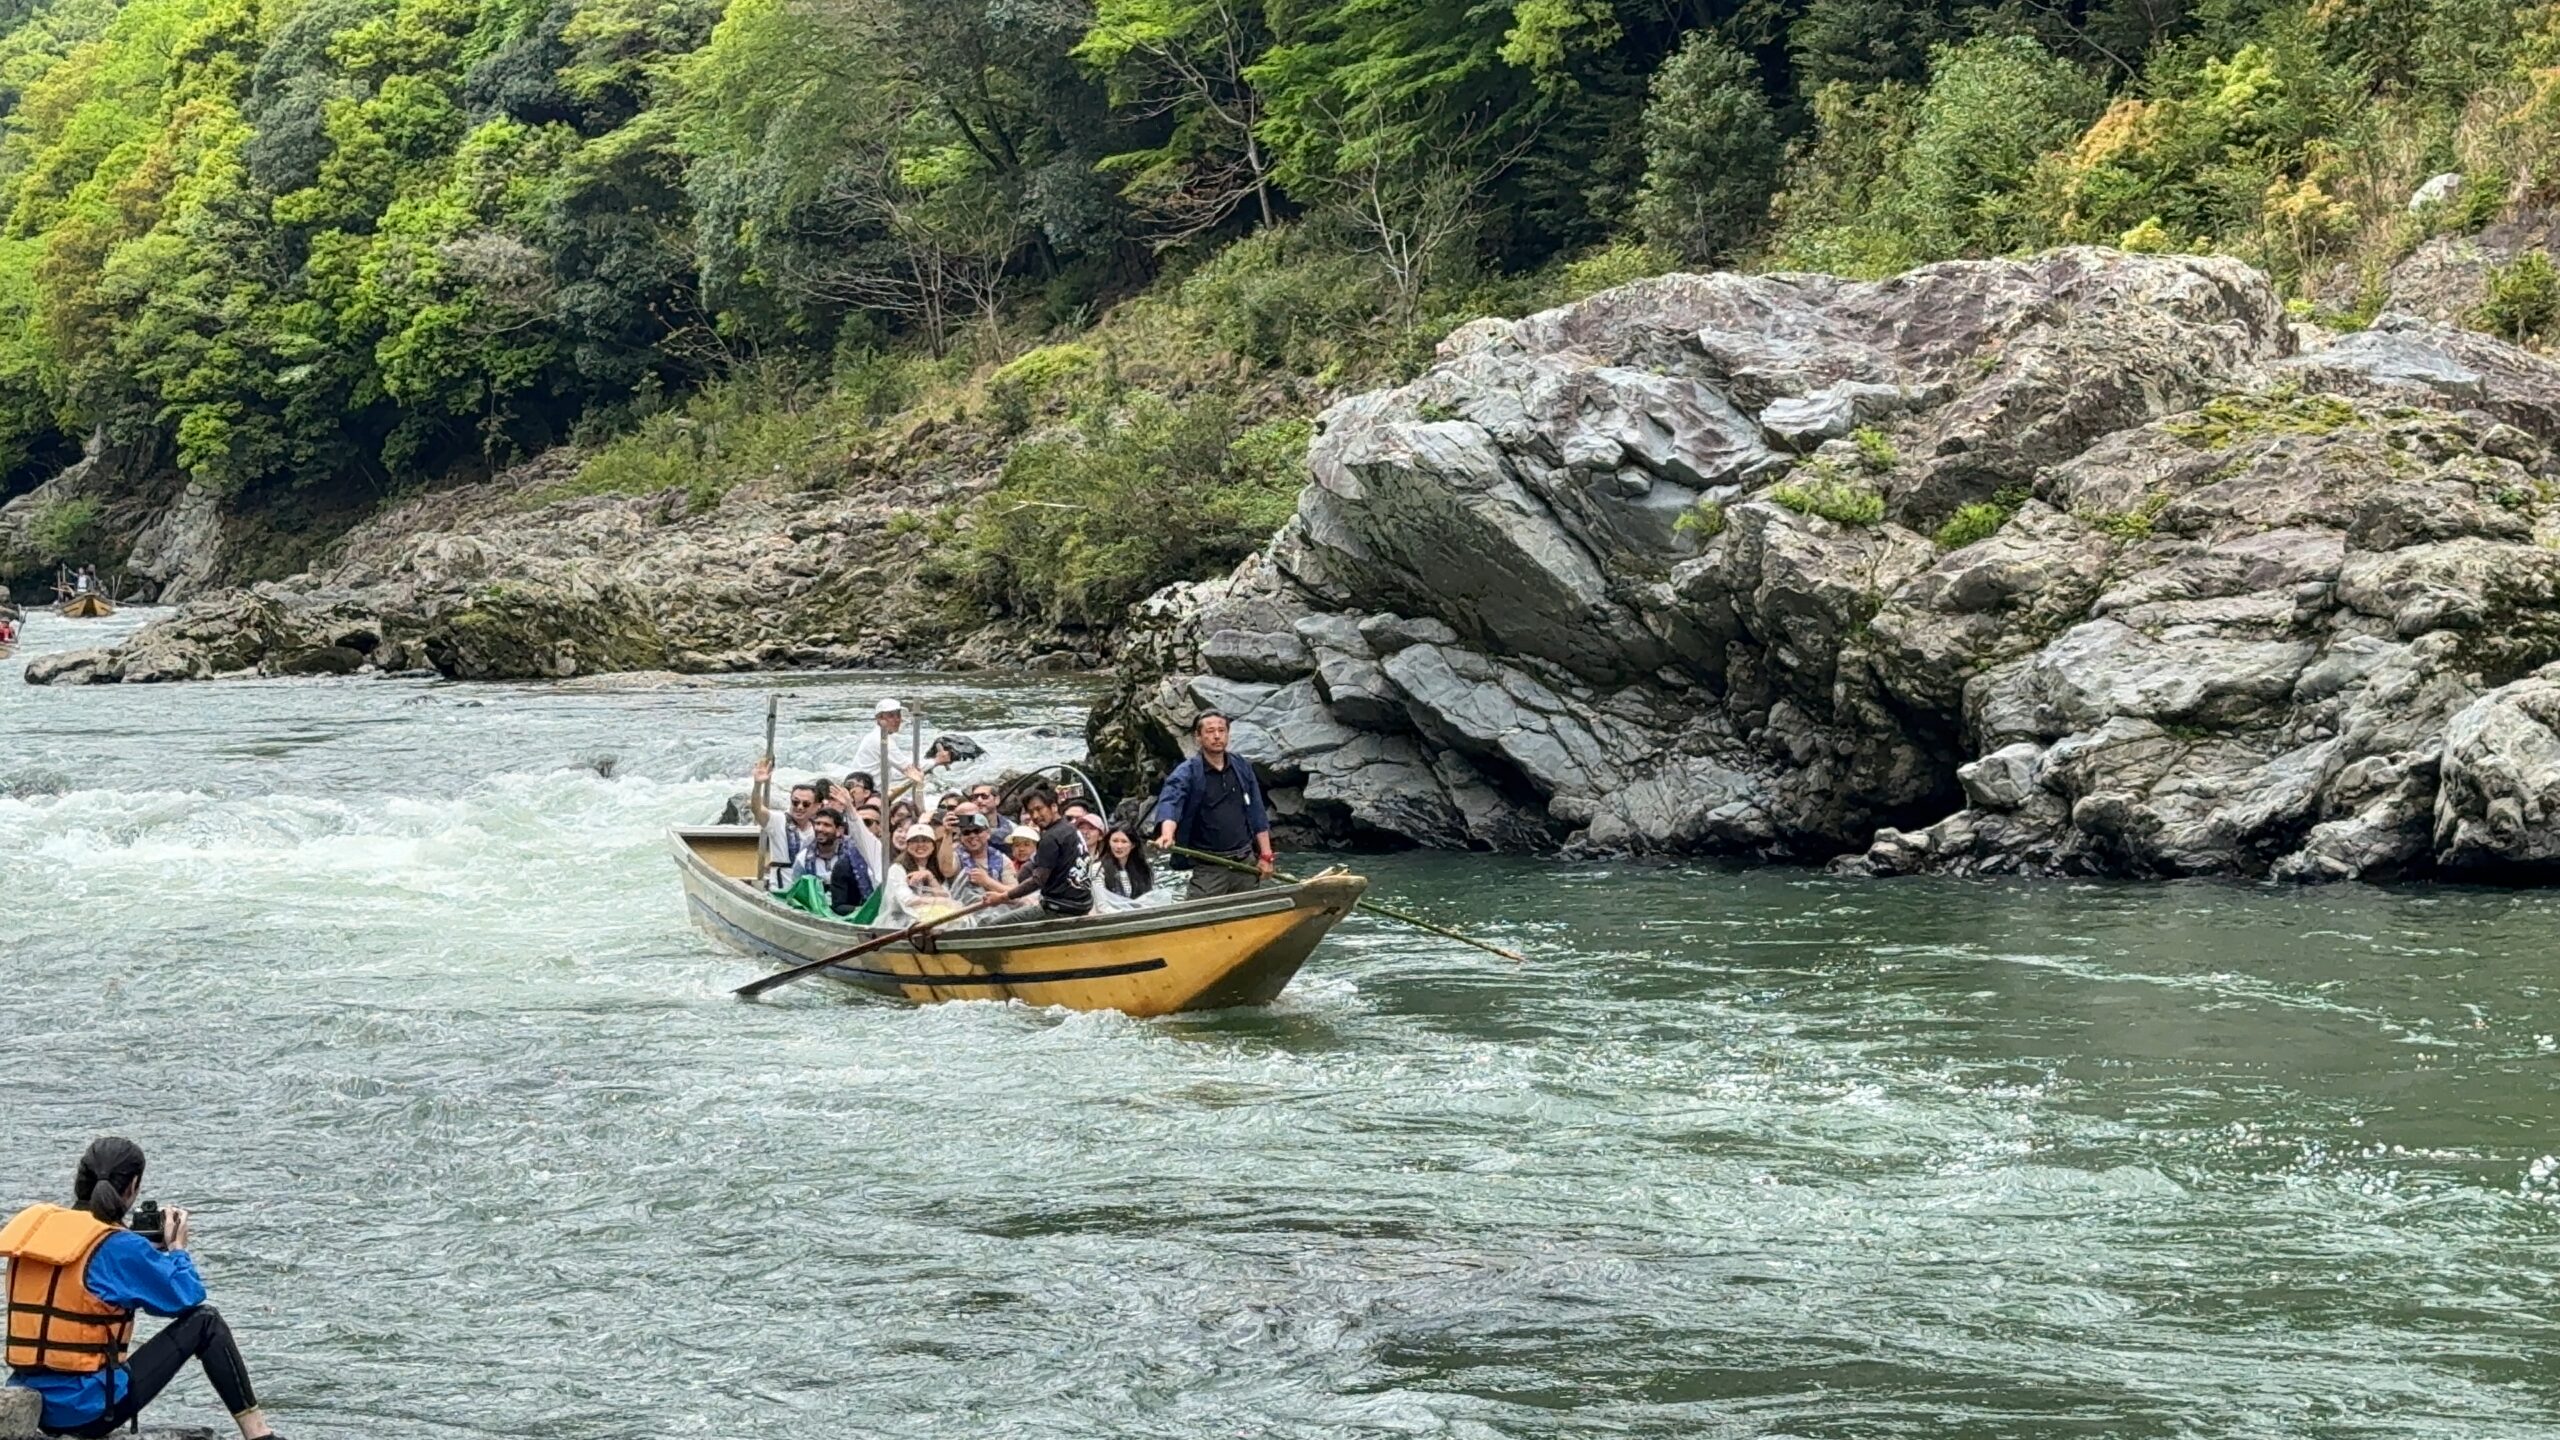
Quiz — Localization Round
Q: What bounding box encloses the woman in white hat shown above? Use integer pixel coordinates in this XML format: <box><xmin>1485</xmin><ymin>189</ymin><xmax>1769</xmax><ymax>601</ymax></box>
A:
<box><xmin>875</xmin><ymin>822</ymin><xmax>955</xmax><ymax>929</ymax></box>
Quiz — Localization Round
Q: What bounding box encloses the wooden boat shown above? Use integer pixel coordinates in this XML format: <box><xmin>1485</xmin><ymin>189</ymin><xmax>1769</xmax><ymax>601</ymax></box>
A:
<box><xmin>56</xmin><ymin>592</ymin><xmax>112</xmax><ymax>618</ymax></box>
<box><xmin>671</xmin><ymin>826</ymin><xmax>1365</xmax><ymax>1016</ymax></box>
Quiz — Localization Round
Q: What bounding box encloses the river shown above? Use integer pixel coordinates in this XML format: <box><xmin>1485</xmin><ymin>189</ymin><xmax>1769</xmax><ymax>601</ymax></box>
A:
<box><xmin>4</xmin><ymin>609</ymin><xmax>2558</xmax><ymax>1439</ymax></box>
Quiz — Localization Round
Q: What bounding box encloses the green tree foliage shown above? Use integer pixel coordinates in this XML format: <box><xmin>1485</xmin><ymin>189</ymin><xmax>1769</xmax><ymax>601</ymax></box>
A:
<box><xmin>1895</xmin><ymin>36</ymin><xmax>2101</xmax><ymax>256</ymax></box>
<box><xmin>0</xmin><ymin>0</ymin><xmax>2555</xmax><ymax>612</ymax></box>
<box><xmin>1633</xmin><ymin>30</ymin><xmax>1779</xmax><ymax>263</ymax></box>
<box><xmin>1075</xmin><ymin>0</ymin><xmax>1278</xmax><ymax>241</ymax></box>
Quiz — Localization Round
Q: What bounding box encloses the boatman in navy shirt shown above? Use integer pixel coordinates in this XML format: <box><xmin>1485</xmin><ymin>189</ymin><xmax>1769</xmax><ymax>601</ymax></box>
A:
<box><xmin>1151</xmin><ymin>710</ymin><xmax>1275</xmax><ymax>899</ymax></box>
<box><xmin>1</xmin><ymin>1138</ymin><xmax>284</xmax><ymax>1440</ymax></box>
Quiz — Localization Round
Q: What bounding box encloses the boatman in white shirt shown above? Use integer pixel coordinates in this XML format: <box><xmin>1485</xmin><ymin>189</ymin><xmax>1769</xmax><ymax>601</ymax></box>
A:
<box><xmin>850</xmin><ymin>697</ymin><xmax>973</xmax><ymax>803</ymax></box>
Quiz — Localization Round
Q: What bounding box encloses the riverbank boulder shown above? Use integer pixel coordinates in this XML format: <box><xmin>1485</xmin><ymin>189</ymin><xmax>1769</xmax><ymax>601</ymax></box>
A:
<box><xmin>1089</xmin><ymin>247</ymin><xmax>2560</xmax><ymax>879</ymax></box>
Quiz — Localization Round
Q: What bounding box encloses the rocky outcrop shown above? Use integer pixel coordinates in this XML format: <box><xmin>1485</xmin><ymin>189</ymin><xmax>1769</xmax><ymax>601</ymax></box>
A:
<box><xmin>123</xmin><ymin>477</ymin><xmax>228</xmax><ymax>602</ymax></box>
<box><xmin>24</xmin><ymin>428</ymin><xmax>1086</xmax><ymax>685</ymax></box>
<box><xmin>1090</xmin><ymin>247</ymin><xmax>2560</xmax><ymax>880</ymax></box>
<box><xmin>2364</xmin><ymin>210</ymin><xmax>2560</xmax><ymax>328</ymax></box>
<box><xmin>0</xmin><ymin>433</ymin><xmax>180</xmax><ymax>597</ymax></box>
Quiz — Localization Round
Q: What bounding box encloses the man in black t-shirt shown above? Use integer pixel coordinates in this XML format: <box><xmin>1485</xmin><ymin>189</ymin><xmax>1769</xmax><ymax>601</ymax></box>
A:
<box><xmin>991</xmin><ymin>786</ymin><xmax>1094</xmax><ymax>918</ymax></box>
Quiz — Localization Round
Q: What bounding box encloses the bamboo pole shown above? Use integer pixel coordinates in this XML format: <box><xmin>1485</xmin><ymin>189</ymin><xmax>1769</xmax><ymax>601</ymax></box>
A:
<box><xmin>1165</xmin><ymin>843</ymin><xmax>1525</xmax><ymax>963</ymax></box>
<box><xmin>753</xmin><ymin>694</ymin><xmax>778</xmax><ymax>889</ymax></box>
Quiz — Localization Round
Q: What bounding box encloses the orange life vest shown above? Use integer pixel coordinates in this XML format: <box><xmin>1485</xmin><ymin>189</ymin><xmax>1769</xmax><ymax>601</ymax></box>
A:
<box><xmin>0</xmin><ymin>1205</ymin><xmax>133</xmax><ymax>1374</ymax></box>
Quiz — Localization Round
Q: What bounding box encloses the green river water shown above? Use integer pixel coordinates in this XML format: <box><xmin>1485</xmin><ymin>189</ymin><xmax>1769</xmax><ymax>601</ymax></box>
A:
<box><xmin>4</xmin><ymin>610</ymin><xmax>2558</xmax><ymax>1439</ymax></box>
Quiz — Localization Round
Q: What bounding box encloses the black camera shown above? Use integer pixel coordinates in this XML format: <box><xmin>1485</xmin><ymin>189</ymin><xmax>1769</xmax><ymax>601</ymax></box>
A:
<box><xmin>125</xmin><ymin>1200</ymin><xmax>167</xmax><ymax>1249</ymax></box>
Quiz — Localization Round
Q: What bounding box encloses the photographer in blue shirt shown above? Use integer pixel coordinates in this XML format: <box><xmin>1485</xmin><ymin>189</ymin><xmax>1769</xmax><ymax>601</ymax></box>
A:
<box><xmin>0</xmin><ymin>1138</ymin><xmax>284</xmax><ymax>1440</ymax></box>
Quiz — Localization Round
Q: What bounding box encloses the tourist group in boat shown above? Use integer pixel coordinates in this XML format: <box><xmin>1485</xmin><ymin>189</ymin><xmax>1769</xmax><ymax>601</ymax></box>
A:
<box><xmin>749</xmin><ymin>697</ymin><xmax>1274</xmax><ymax>929</ymax></box>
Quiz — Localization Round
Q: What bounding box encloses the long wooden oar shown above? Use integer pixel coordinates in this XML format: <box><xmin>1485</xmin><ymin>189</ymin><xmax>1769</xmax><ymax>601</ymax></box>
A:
<box><xmin>733</xmin><ymin>893</ymin><xmax>1010</xmax><ymax>999</ymax></box>
<box><xmin>1166</xmin><ymin>844</ymin><xmax>1525</xmax><ymax>963</ymax></box>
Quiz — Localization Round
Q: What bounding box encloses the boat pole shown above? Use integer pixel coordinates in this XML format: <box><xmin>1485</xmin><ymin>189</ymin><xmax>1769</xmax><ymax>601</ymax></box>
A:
<box><xmin>877</xmin><ymin>699</ymin><xmax>894</xmax><ymax>850</ymax></box>
<box><xmin>754</xmin><ymin>694</ymin><xmax>778</xmax><ymax>889</ymax></box>
<box><xmin>1165</xmin><ymin>844</ymin><xmax>1526</xmax><ymax>963</ymax></box>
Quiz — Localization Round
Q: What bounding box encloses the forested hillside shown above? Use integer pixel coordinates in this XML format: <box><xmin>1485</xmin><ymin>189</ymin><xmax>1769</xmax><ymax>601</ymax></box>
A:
<box><xmin>0</xmin><ymin>0</ymin><xmax>2552</xmax><ymax>612</ymax></box>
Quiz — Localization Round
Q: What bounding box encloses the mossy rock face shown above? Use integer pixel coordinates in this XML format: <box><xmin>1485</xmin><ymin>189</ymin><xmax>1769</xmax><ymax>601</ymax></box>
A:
<box><xmin>2162</xmin><ymin>391</ymin><xmax>2364</xmax><ymax>449</ymax></box>
<box><xmin>420</xmin><ymin>582</ymin><xmax>667</xmax><ymax>680</ymax></box>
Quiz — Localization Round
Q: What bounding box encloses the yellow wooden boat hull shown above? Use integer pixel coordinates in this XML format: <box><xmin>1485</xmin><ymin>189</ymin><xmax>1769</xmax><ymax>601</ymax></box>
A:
<box><xmin>56</xmin><ymin>593</ymin><xmax>113</xmax><ymax>618</ymax></box>
<box><xmin>670</xmin><ymin>827</ymin><xmax>1364</xmax><ymax>1016</ymax></box>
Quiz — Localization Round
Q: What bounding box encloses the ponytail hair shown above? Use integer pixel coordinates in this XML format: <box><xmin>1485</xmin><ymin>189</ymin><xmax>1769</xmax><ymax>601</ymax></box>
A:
<box><xmin>72</xmin><ymin>1137</ymin><xmax>145</xmax><ymax>1224</ymax></box>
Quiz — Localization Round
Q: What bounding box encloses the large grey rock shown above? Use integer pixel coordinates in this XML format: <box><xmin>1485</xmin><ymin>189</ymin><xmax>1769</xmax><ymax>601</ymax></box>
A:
<box><xmin>1091</xmin><ymin>247</ymin><xmax>2560</xmax><ymax>880</ymax></box>
<box><xmin>2409</xmin><ymin>172</ymin><xmax>2464</xmax><ymax>211</ymax></box>
<box><xmin>124</xmin><ymin>477</ymin><xmax>227</xmax><ymax>602</ymax></box>
<box><xmin>2435</xmin><ymin>668</ymin><xmax>2560</xmax><ymax>871</ymax></box>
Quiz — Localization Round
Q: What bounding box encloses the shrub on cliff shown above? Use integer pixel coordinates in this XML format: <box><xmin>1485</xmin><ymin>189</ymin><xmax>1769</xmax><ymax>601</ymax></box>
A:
<box><xmin>1894</xmin><ymin>37</ymin><xmax>2102</xmax><ymax>257</ymax></box>
<box><xmin>25</xmin><ymin>496</ymin><xmax>100</xmax><ymax>564</ymax></box>
<box><xmin>966</xmin><ymin>392</ymin><xmax>1305</xmax><ymax>625</ymax></box>
<box><xmin>1769</xmin><ymin>469</ymin><xmax>1886</xmax><ymax>525</ymax></box>
<box><xmin>1181</xmin><ymin>228</ymin><xmax>1390</xmax><ymax>378</ymax></box>
<box><xmin>2478</xmin><ymin>250</ymin><xmax>2560</xmax><ymax>342</ymax></box>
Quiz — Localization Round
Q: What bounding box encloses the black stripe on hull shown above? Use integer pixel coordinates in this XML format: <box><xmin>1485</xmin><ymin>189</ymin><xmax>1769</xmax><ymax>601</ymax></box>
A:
<box><xmin>833</xmin><ymin>957</ymin><xmax>1168</xmax><ymax>987</ymax></box>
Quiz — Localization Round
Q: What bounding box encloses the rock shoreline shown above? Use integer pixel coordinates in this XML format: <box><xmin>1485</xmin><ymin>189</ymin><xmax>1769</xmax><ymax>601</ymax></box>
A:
<box><xmin>22</xmin><ymin>446</ymin><xmax>1095</xmax><ymax>686</ymax></box>
<box><xmin>1088</xmin><ymin>247</ymin><xmax>2560</xmax><ymax>880</ymax></box>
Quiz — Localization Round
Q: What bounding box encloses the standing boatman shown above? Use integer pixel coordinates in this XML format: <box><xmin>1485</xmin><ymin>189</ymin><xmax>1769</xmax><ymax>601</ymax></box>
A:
<box><xmin>1151</xmin><ymin>710</ymin><xmax>1275</xmax><ymax>898</ymax></box>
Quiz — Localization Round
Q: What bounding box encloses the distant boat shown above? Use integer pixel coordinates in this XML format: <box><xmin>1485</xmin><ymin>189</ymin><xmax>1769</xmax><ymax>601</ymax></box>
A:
<box><xmin>671</xmin><ymin>826</ymin><xmax>1364</xmax><ymax>1016</ymax></box>
<box><xmin>56</xmin><ymin>593</ymin><xmax>113</xmax><ymax>618</ymax></box>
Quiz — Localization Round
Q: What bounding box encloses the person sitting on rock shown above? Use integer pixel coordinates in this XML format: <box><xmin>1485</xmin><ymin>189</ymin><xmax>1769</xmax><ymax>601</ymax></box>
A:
<box><xmin>790</xmin><ymin>807</ymin><xmax>875</xmax><ymax>916</ymax></box>
<box><xmin>0</xmin><ymin>1138</ymin><xmax>288</xmax><ymax>1440</ymax></box>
